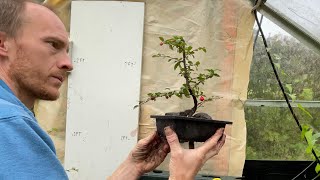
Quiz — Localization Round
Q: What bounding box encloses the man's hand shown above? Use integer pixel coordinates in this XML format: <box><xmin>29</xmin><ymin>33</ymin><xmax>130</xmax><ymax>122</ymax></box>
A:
<box><xmin>165</xmin><ymin>127</ymin><xmax>226</xmax><ymax>180</ymax></box>
<box><xmin>130</xmin><ymin>131</ymin><xmax>170</xmax><ymax>174</ymax></box>
<box><xmin>108</xmin><ymin>131</ymin><xmax>169</xmax><ymax>180</ymax></box>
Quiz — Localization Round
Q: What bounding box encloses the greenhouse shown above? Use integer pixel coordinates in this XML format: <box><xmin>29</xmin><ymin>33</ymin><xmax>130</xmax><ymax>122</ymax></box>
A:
<box><xmin>2</xmin><ymin>0</ymin><xmax>320</xmax><ymax>179</ymax></box>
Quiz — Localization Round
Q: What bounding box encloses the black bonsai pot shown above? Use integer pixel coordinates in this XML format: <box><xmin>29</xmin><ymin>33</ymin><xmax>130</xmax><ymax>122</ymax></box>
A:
<box><xmin>151</xmin><ymin>114</ymin><xmax>232</xmax><ymax>143</ymax></box>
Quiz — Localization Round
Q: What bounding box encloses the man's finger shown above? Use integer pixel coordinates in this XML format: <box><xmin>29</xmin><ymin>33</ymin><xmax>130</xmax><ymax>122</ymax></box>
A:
<box><xmin>164</xmin><ymin>126</ymin><xmax>181</xmax><ymax>152</ymax></box>
<box><xmin>204</xmin><ymin>134</ymin><xmax>226</xmax><ymax>161</ymax></box>
<box><xmin>158</xmin><ymin>143</ymin><xmax>170</xmax><ymax>161</ymax></box>
<box><xmin>139</xmin><ymin>131</ymin><xmax>157</xmax><ymax>145</ymax></box>
<box><xmin>199</xmin><ymin>128</ymin><xmax>224</xmax><ymax>153</ymax></box>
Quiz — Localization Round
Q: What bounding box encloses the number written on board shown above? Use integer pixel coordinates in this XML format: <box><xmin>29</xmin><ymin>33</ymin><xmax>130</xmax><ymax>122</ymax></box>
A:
<box><xmin>124</xmin><ymin>60</ymin><xmax>136</xmax><ymax>67</ymax></box>
<box><xmin>73</xmin><ymin>57</ymin><xmax>86</xmax><ymax>64</ymax></box>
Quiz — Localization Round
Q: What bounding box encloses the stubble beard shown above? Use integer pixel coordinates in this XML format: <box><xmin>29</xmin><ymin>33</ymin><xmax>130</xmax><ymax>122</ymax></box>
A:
<box><xmin>9</xmin><ymin>49</ymin><xmax>60</xmax><ymax>101</ymax></box>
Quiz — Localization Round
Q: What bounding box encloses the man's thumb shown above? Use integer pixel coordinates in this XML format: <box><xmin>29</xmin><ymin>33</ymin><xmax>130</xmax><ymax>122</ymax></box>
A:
<box><xmin>164</xmin><ymin>126</ymin><xmax>180</xmax><ymax>151</ymax></box>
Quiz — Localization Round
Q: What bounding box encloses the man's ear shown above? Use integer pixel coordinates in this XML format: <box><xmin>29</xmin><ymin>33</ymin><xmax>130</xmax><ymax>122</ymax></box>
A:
<box><xmin>0</xmin><ymin>32</ymin><xmax>9</xmax><ymax>57</ymax></box>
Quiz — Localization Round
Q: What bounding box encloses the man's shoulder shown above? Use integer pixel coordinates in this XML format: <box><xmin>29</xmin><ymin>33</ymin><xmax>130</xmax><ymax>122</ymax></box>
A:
<box><xmin>0</xmin><ymin>98</ymin><xmax>30</xmax><ymax>120</ymax></box>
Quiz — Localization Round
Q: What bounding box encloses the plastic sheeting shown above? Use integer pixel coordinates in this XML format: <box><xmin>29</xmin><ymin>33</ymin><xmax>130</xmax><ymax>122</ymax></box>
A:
<box><xmin>266</xmin><ymin>0</ymin><xmax>320</xmax><ymax>44</ymax></box>
<box><xmin>35</xmin><ymin>0</ymin><xmax>254</xmax><ymax>177</ymax></box>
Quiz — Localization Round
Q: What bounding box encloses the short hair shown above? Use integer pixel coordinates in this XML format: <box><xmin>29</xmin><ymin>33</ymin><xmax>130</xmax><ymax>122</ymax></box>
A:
<box><xmin>0</xmin><ymin>0</ymin><xmax>35</xmax><ymax>38</ymax></box>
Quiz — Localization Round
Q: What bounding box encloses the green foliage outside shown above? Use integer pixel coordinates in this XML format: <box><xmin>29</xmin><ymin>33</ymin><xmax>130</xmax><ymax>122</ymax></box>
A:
<box><xmin>246</xmin><ymin>33</ymin><xmax>320</xmax><ymax>161</ymax></box>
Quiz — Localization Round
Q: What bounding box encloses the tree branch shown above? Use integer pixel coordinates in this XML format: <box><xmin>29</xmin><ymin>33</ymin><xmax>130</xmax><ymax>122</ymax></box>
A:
<box><xmin>182</xmin><ymin>44</ymin><xmax>197</xmax><ymax>116</ymax></box>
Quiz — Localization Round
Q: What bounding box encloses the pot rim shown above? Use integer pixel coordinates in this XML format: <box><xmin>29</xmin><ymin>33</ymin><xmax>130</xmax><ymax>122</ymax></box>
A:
<box><xmin>151</xmin><ymin>115</ymin><xmax>232</xmax><ymax>124</ymax></box>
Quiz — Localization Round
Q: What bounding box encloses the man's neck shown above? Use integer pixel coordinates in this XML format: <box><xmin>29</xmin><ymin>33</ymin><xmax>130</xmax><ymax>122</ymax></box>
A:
<box><xmin>0</xmin><ymin>74</ymin><xmax>35</xmax><ymax>110</ymax></box>
<box><xmin>15</xmin><ymin>88</ymin><xmax>35</xmax><ymax>110</ymax></box>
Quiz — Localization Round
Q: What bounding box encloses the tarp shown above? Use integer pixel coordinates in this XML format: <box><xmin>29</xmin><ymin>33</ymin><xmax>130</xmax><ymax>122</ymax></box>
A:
<box><xmin>35</xmin><ymin>0</ymin><xmax>254</xmax><ymax>176</ymax></box>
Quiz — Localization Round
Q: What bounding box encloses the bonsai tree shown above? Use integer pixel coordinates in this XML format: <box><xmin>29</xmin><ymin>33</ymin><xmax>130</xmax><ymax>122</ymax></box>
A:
<box><xmin>136</xmin><ymin>35</ymin><xmax>220</xmax><ymax>117</ymax></box>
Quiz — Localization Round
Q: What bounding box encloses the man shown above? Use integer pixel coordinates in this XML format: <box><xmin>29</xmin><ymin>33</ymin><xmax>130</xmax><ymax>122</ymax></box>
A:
<box><xmin>0</xmin><ymin>0</ymin><xmax>226</xmax><ymax>179</ymax></box>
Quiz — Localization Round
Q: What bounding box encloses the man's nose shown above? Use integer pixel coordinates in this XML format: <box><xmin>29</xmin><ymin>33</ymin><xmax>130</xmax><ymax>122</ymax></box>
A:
<box><xmin>58</xmin><ymin>54</ymin><xmax>73</xmax><ymax>72</ymax></box>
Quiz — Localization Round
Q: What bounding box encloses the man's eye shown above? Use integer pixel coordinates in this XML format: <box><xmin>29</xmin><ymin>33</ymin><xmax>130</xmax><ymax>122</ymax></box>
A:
<box><xmin>48</xmin><ymin>41</ymin><xmax>58</xmax><ymax>49</ymax></box>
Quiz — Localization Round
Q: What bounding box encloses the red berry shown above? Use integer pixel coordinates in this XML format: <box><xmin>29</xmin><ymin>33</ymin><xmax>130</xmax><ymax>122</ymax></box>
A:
<box><xmin>160</xmin><ymin>42</ymin><xmax>164</xmax><ymax>46</ymax></box>
<box><xmin>199</xmin><ymin>96</ymin><xmax>205</xmax><ymax>101</ymax></box>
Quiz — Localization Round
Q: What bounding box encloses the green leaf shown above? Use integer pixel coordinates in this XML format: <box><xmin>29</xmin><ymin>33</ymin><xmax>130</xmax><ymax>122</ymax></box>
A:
<box><xmin>274</xmin><ymin>63</ymin><xmax>280</xmax><ymax>70</ymax></box>
<box><xmin>175</xmin><ymin>92</ymin><xmax>182</xmax><ymax>98</ymax></box>
<box><xmin>174</xmin><ymin>62</ymin><xmax>181</xmax><ymax>70</ymax></box>
<box><xmin>313</xmin><ymin>133</ymin><xmax>320</xmax><ymax>141</ymax></box>
<box><xmin>285</xmin><ymin>84</ymin><xmax>292</xmax><ymax>94</ymax></box>
<box><xmin>305</xmin><ymin>129</ymin><xmax>313</xmax><ymax>145</ymax></box>
<box><xmin>266</xmin><ymin>47</ymin><xmax>271</xmax><ymax>52</ymax></box>
<box><xmin>274</xmin><ymin>54</ymin><xmax>281</xmax><ymax>60</ymax></box>
<box><xmin>288</xmin><ymin>93</ymin><xmax>296</xmax><ymax>101</ymax></box>
<box><xmin>316</xmin><ymin>164</ymin><xmax>320</xmax><ymax>173</ymax></box>
<box><xmin>301</xmin><ymin>125</ymin><xmax>310</xmax><ymax>140</ymax></box>
<box><xmin>297</xmin><ymin>104</ymin><xmax>313</xmax><ymax>119</ymax></box>
<box><xmin>306</xmin><ymin>146</ymin><xmax>312</xmax><ymax>154</ymax></box>
<box><xmin>281</xmin><ymin>70</ymin><xmax>287</xmax><ymax>76</ymax></box>
<box><xmin>181</xmin><ymin>87</ymin><xmax>189</xmax><ymax>97</ymax></box>
<box><xmin>300</xmin><ymin>88</ymin><xmax>313</xmax><ymax>101</ymax></box>
<box><xmin>159</xmin><ymin>37</ymin><xmax>164</xmax><ymax>41</ymax></box>
<box><xmin>294</xmin><ymin>79</ymin><xmax>301</xmax><ymax>83</ymax></box>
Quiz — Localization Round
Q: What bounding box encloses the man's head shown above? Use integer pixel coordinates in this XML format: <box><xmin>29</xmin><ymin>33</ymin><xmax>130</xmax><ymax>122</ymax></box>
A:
<box><xmin>0</xmin><ymin>0</ymin><xmax>73</xmax><ymax>108</ymax></box>
<box><xmin>0</xmin><ymin>0</ymin><xmax>27</xmax><ymax>38</ymax></box>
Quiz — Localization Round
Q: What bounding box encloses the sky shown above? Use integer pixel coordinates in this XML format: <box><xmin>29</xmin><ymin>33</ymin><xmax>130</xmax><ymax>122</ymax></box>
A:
<box><xmin>254</xmin><ymin>0</ymin><xmax>320</xmax><ymax>40</ymax></box>
<box><xmin>254</xmin><ymin>13</ymin><xmax>291</xmax><ymax>37</ymax></box>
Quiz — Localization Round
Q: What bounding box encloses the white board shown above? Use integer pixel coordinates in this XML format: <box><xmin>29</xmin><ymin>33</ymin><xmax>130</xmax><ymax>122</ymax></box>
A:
<box><xmin>64</xmin><ymin>1</ymin><xmax>145</xmax><ymax>179</ymax></box>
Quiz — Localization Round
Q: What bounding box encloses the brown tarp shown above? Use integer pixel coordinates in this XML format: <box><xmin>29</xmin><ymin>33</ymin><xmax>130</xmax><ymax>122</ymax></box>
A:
<box><xmin>35</xmin><ymin>0</ymin><xmax>254</xmax><ymax>176</ymax></box>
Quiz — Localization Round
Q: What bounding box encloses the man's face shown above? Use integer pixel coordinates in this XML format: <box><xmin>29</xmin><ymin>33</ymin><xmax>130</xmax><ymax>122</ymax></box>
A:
<box><xmin>8</xmin><ymin>3</ymin><xmax>73</xmax><ymax>101</ymax></box>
